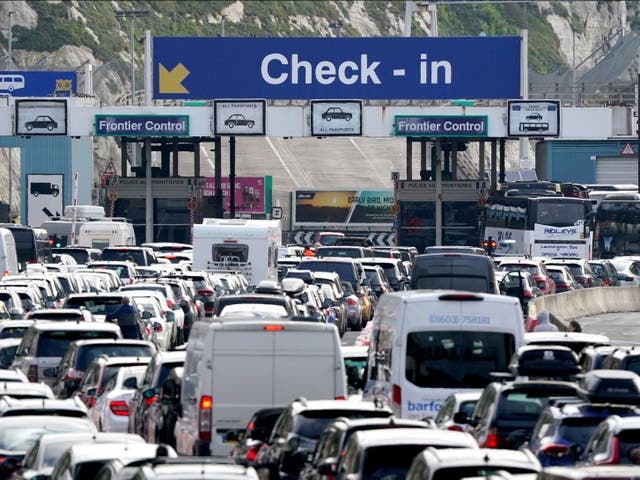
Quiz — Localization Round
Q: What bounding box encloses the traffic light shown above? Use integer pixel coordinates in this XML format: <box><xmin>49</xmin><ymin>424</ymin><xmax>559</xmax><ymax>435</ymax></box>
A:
<box><xmin>483</xmin><ymin>236</ymin><xmax>497</xmax><ymax>255</ymax></box>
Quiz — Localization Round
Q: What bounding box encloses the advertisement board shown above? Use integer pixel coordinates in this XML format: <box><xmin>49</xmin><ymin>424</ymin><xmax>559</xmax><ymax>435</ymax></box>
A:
<box><xmin>203</xmin><ymin>176</ymin><xmax>267</xmax><ymax>214</ymax></box>
<box><xmin>293</xmin><ymin>189</ymin><xmax>393</xmax><ymax>226</ymax></box>
<box><xmin>154</xmin><ymin>36</ymin><xmax>521</xmax><ymax>100</ymax></box>
<box><xmin>0</xmin><ymin>71</ymin><xmax>76</xmax><ymax>97</ymax></box>
<box><xmin>15</xmin><ymin>99</ymin><xmax>67</xmax><ymax>135</ymax></box>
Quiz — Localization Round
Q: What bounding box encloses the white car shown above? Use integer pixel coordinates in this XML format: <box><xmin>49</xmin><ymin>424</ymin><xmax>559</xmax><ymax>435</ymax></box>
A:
<box><xmin>133</xmin><ymin>296</ymin><xmax>172</xmax><ymax>351</ymax></box>
<box><xmin>89</xmin><ymin>365</ymin><xmax>147</xmax><ymax>433</ymax></box>
<box><xmin>120</xmin><ymin>287</ymin><xmax>183</xmax><ymax>345</ymax></box>
<box><xmin>610</xmin><ymin>256</ymin><xmax>640</xmax><ymax>286</ymax></box>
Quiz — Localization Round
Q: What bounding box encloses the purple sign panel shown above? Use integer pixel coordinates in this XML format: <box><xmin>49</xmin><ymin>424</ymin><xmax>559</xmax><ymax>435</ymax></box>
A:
<box><xmin>204</xmin><ymin>176</ymin><xmax>265</xmax><ymax>214</ymax></box>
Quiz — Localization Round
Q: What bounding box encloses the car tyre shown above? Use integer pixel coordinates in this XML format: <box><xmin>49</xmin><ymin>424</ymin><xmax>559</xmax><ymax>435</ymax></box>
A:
<box><xmin>25</xmin><ymin>124</ymin><xmax>33</xmax><ymax>131</ymax></box>
<box><xmin>33</xmin><ymin>191</ymin><xmax>39</xmax><ymax>197</ymax></box>
<box><xmin>227</xmin><ymin>122</ymin><xmax>235</xmax><ymax>128</ymax></box>
<box><xmin>47</xmin><ymin>124</ymin><xmax>54</xmax><ymax>131</ymax></box>
<box><xmin>325</xmin><ymin>116</ymin><xmax>332</xmax><ymax>121</ymax></box>
<box><xmin>247</xmin><ymin>121</ymin><xmax>255</xmax><ymax>128</ymax></box>
<box><xmin>345</xmin><ymin>114</ymin><xmax>352</xmax><ymax>121</ymax></box>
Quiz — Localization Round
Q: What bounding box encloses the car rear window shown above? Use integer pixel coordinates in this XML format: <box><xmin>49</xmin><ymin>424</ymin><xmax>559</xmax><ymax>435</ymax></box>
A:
<box><xmin>301</xmin><ymin>261</ymin><xmax>357</xmax><ymax>288</ymax></box>
<box><xmin>558</xmin><ymin>417</ymin><xmax>603</xmax><ymax>445</ymax></box>
<box><xmin>77</xmin><ymin>344</ymin><xmax>154</xmax><ymax>370</ymax></box>
<box><xmin>65</xmin><ymin>298</ymin><xmax>122</xmax><ymax>315</ymax></box>
<box><xmin>294</xmin><ymin>410</ymin><xmax>391</xmax><ymax>439</ymax></box>
<box><xmin>37</xmin><ymin>330</ymin><xmax>119</xmax><ymax>357</ymax></box>
<box><xmin>156</xmin><ymin>362</ymin><xmax>183</xmax><ymax>388</ymax></box>
<box><xmin>0</xmin><ymin>327</ymin><xmax>28</xmax><ymax>339</ymax></box>
<box><xmin>101</xmin><ymin>249</ymin><xmax>145</xmax><ymax>265</ymax></box>
<box><xmin>363</xmin><ymin>445</ymin><xmax>441</xmax><ymax>479</ymax></box>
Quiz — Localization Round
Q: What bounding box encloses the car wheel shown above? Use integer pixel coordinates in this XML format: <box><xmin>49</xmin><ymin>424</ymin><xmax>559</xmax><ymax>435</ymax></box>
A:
<box><xmin>325</xmin><ymin>116</ymin><xmax>332</xmax><ymax>121</ymax></box>
<box><xmin>247</xmin><ymin>121</ymin><xmax>255</xmax><ymax>128</ymax></box>
<box><xmin>227</xmin><ymin>122</ymin><xmax>235</xmax><ymax>128</ymax></box>
<box><xmin>33</xmin><ymin>191</ymin><xmax>39</xmax><ymax>197</ymax></box>
<box><xmin>52</xmin><ymin>190</ymin><xmax>59</xmax><ymax>197</ymax></box>
<box><xmin>26</xmin><ymin>124</ymin><xmax>32</xmax><ymax>131</ymax></box>
<box><xmin>345</xmin><ymin>114</ymin><xmax>352</xmax><ymax>121</ymax></box>
<box><xmin>47</xmin><ymin>124</ymin><xmax>54</xmax><ymax>131</ymax></box>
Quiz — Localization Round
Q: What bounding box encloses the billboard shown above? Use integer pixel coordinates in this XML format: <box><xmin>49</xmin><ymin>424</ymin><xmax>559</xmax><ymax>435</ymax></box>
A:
<box><xmin>154</xmin><ymin>36</ymin><xmax>521</xmax><ymax>100</ymax></box>
<box><xmin>0</xmin><ymin>71</ymin><xmax>76</xmax><ymax>97</ymax></box>
<box><xmin>203</xmin><ymin>176</ymin><xmax>267</xmax><ymax>214</ymax></box>
<box><xmin>293</xmin><ymin>189</ymin><xmax>393</xmax><ymax>226</ymax></box>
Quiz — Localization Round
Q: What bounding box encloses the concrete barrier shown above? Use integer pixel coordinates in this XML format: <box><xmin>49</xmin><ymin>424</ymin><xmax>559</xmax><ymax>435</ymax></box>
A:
<box><xmin>526</xmin><ymin>287</ymin><xmax>640</xmax><ymax>331</ymax></box>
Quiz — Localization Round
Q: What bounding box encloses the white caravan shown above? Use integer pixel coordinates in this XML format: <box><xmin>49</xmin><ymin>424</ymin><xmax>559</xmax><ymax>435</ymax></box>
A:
<box><xmin>77</xmin><ymin>220</ymin><xmax>136</xmax><ymax>250</ymax></box>
<box><xmin>192</xmin><ymin>219</ymin><xmax>282</xmax><ymax>286</ymax></box>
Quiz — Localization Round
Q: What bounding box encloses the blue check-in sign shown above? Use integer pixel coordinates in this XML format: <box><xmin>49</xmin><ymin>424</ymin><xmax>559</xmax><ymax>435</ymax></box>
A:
<box><xmin>394</xmin><ymin>115</ymin><xmax>488</xmax><ymax>137</ymax></box>
<box><xmin>95</xmin><ymin>115</ymin><xmax>190</xmax><ymax>136</ymax></box>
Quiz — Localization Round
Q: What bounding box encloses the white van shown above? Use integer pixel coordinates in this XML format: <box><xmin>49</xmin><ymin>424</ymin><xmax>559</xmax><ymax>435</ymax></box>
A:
<box><xmin>174</xmin><ymin>317</ymin><xmax>346</xmax><ymax>457</ymax></box>
<box><xmin>363</xmin><ymin>290</ymin><xmax>525</xmax><ymax>419</ymax></box>
<box><xmin>77</xmin><ymin>220</ymin><xmax>136</xmax><ymax>249</ymax></box>
<box><xmin>0</xmin><ymin>228</ymin><xmax>18</xmax><ymax>276</ymax></box>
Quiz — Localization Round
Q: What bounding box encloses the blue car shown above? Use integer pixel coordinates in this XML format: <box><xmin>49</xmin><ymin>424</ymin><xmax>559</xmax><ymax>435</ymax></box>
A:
<box><xmin>527</xmin><ymin>402</ymin><xmax>640</xmax><ymax>467</ymax></box>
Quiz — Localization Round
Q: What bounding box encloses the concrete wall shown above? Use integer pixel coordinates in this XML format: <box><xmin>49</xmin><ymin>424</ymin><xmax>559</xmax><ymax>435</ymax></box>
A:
<box><xmin>526</xmin><ymin>287</ymin><xmax>640</xmax><ymax>331</ymax></box>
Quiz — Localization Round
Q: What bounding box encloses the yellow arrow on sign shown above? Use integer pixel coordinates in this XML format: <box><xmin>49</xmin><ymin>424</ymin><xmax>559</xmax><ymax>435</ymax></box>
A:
<box><xmin>159</xmin><ymin>63</ymin><xmax>190</xmax><ymax>94</ymax></box>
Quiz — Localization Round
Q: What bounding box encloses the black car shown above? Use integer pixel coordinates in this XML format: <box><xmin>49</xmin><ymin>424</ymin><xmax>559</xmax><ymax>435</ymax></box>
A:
<box><xmin>463</xmin><ymin>380</ymin><xmax>580</xmax><ymax>450</ymax></box>
<box><xmin>144</xmin><ymin>366</ymin><xmax>183</xmax><ymax>448</ymax></box>
<box><xmin>588</xmin><ymin>259</ymin><xmax>621</xmax><ymax>287</ymax></box>
<box><xmin>231</xmin><ymin>407</ymin><xmax>285</xmax><ymax>467</ymax></box>
<box><xmin>256</xmin><ymin>399</ymin><xmax>392</xmax><ymax>480</ymax></box>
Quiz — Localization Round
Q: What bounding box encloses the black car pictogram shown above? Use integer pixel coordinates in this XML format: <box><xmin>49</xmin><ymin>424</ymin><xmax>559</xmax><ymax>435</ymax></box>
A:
<box><xmin>25</xmin><ymin>115</ymin><xmax>58</xmax><ymax>131</ymax></box>
<box><xmin>321</xmin><ymin>107</ymin><xmax>352</xmax><ymax>121</ymax></box>
<box><xmin>224</xmin><ymin>114</ymin><xmax>255</xmax><ymax>128</ymax></box>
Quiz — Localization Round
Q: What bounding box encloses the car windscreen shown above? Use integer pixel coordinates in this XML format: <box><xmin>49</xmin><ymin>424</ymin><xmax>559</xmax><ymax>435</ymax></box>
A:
<box><xmin>52</xmin><ymin>249</ymin><xmax>89</xmax><ymax>264</ymax></box>
<box><xmin>558</xmin><ymin>417</ymin><xmax>604</xmax><ymax>446</ymax></box>
<box><xmin>37</xmin><ymin>330</ymin><xmax>119</xmax><ymax>357</ymax></box>
<box><xmin>363</xmin><ymin>445</ymin><xmax>443</xmax><ymax>479</ymax></box>
<box><xmin>316</xmin><ymin>248</ymin><xmax>362</xmax><ymax>259</ymax></box>
<box><xmin>293</xmin><ymin>410</ymin><xmax>391</xmax><ymax>440</ymax></box>
<box><xmin>300</xmin><ymin>262</ymin><xmax>357</xmax><ymax>288</ymax></box>
<box><xmin>77</xmin><ymin>344</ymin><xmax>154</xmax><ymax>370</ymax></box>
<box><xmin>405</xmin><ymin>331</ymin><xmax>514</xmax><ymax>389</ymax></box>
<box><xmin>498</xmin><ymin>390</ymin><xmax>576</xmax><ymax>421</ymax></box>
<box><xmin>0</xmin><ymin>419</ymin><xmax>93</xmax><ymax>451</ymax></box>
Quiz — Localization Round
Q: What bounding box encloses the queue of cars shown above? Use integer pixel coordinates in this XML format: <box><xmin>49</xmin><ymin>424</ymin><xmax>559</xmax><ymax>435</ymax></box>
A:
<box><xmin>0</xmin><ymin>236</ymin><xmax>638</xmax><ymax>480</ymax></box>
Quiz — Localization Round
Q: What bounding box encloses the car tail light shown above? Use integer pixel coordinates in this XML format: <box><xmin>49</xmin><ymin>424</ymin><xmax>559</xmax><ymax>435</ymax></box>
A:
<box><xmin>347</xmin><ymin>297</ymin><xmax>358</xmax><ymax>306</ymax></box>
<box><xmin>595</xmin><ymin>437</ymin><xmax>620</xmax><ymax>465</ymax></box>
<box><xmin>198</xmin><ymin>289</ymin><xmax>214</xmax><ymax>297</ymax></box>
<box><xmin>602</xmin><ymin>279</ymin><xmax>610</xmax><ymax>287</ymax></box>
<box><xmin>264</xmin><ymin>325</ymin><xmax>284</xmax><ymax>331</ymax></box>
<box><xmin>27</xmin><ymin>365</ymin><xmax>37</xmax><ymax>382</ymax></box>
<box><xmin>392</xmin><ymin>384</ymin><xmax>401</xmax><ymax>407</ymax></box>
<box><xmin>335</xmin><ymin>396</ymin><xmax>345</xmax><ymax>401</ymax></box>
<box><xmin>541</xmin><ymin>444</ymin><xmax>569</xmax><ymax>458</ymax></box>
<box><xmin>199</xmin><ymin>395</ymin><xmax>213</xmax><ymax>441</ymax></box>
<box><xmin>448</xmin><ymin>425</ymin><xmax>464</xmax><ymax>432</ymax></box>
<box><xmin>87</xmin><ymin>396</ymin><xmax>96</xmax><ymax>408</ymax></box>
<box><xmin>483</xmin><ymin>428</ymin><xmax>502</xmax><ymax>448</ymax></box>
<box><xmin>167</xmin><ymin>299</ymin><xmax>174</xmax><ymax>309</ymax></box>
<box><xmin>153</xmin><ymin>322</ymin><xmax>163</xmax><ymax>332</ymax></box>
<box><xmin>110</xmin><ymin>400</ymin><xmax>130</xmax><ymax>416</ymax></box>
<box><xmin>247</xmin><ymin>443</ymin><xmax>261</xmax><ymax>462</ymax></box>
<box><xmin>523</xmin><ymin>289</ymin><xmax>533</xmax><ymax>298</ymax></box>
<box><xmin>145</xmin><ymin>395</ymin><xmax>158</xmax><ymax>407</ymax></box>
<box><xmin>556</xmin><ymin>283</ymin><xmax>570</xmax><ymax>290</ymax></box>
<box><xmin>64</xmin><ymin>368</ymin><xmax>84</xmax><ymax>381</ymax></box>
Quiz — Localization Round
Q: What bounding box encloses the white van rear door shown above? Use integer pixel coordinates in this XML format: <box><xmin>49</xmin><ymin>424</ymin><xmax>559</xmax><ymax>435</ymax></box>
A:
<box><xmin>211</xmin><ymin>328</ymin><xmax>275</xmax><ymax>431</ymax></box>
<box><xmin>273</xmin><ymin>326</ymin><xmax>345</xmax><ymax>402</ymax></box>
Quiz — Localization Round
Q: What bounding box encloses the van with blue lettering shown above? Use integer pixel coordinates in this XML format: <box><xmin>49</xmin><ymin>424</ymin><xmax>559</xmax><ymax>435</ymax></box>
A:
<box><xmin>363</xmin><ymin>290</ymin><xmax>525</xmax><ymax>419</ymax></box>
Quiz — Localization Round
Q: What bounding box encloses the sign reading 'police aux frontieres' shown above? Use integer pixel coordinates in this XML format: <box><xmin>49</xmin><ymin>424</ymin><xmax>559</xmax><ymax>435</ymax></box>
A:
<box><xmin>95</xmin><ymin>115</ymin><xmax>190</xmax><ymax>136</ymax></box>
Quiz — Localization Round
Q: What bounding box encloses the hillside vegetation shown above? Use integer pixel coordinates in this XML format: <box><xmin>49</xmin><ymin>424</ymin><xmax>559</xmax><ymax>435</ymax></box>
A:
<box><xmin>7</xmin><ymin>0</ymin><xmax>640</xmax><ymax>82</ymax></box>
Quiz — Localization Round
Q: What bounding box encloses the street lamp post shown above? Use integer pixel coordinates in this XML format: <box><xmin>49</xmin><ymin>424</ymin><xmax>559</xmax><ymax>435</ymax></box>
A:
<box><xmin>7</xmin><ymin>11</ymin><xmax>14</xmax><ymax>218</ymax></box>
<box><xmin>115</xmin><ymin>10</ymin><xmax>148</xmax><ymax>105</ymax></box>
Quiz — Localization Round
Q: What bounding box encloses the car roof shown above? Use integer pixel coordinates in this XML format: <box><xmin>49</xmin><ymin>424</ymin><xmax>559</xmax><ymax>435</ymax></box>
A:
<box><xmin>66</xmin><ymin>442</ymin><xmax>175</xmax><ymax>463</ymax></box>
<box><xmin>26</xmin><ymin>321</ymin><xmax>121</xmax><ymax>332</ymax></box>
<box><xmin>341</xmin><ymin>346</ymin><xmax>369</xmax><ymax>358</ymax></box>
<box><xmin>38</xmin><ymin>431</ymin><xmax>145</xmax><ymax>447</ymax></box>
<box><xmin>525</xmin><ymin>332</ymin><xmax>611</xmax><ymax>345</ymax></box>
<box><xmin>350</xmin><ymin>428</ymin><xmax>476</xmax><ymax>448</ymax></box>
<box><xmin>417</xmin><ymin>447</ymin><xmax>540</xmax><ymax>469</ymax></box>
<box><xmin>0</xmin><ymin>381</ymin><xmax>54</xmax><ymax>398</ymax></box>
<box><xmin>292</xmin><ymin>399</ymin><xmax>391</xmax><ymax>414</ymax></box>
<box><xmin>0</xmin><ymin>415</ymin><xmax>93</xmax><ymax>428</ymax></box>
<box><xmin>144</xmin><ymin>463</ymin><xmax>258</xmax><ymax>479</ymax></box>
<box><xmin>90</xmin><ymin>355</ymin><xmax>151</xmax><ymax>367</ymax></box>
<box><xmin>444</xmin><ymin>391</ymin><xmax>483</xmax><ymax>403</ymax></box>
